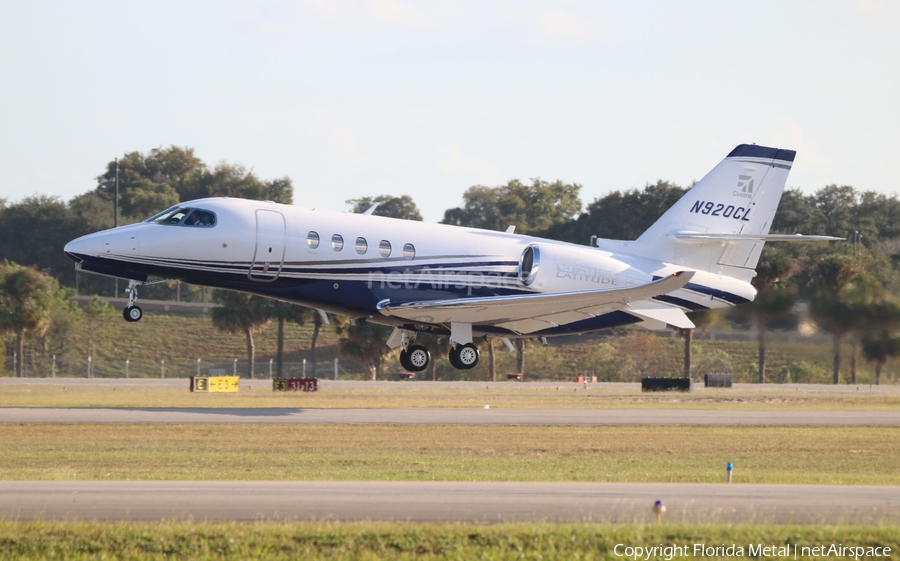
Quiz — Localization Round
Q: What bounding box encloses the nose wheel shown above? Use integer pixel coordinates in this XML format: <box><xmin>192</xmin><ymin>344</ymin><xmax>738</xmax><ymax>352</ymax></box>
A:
<box><xmin>123</xmin><ymin>280</ymin><xmax>143</xmax><ymax>322</ymax></box>
<box><xmin>124</xmin><ymin>305</ymin><xmax>143</xmax><ymax>322</ymax></box>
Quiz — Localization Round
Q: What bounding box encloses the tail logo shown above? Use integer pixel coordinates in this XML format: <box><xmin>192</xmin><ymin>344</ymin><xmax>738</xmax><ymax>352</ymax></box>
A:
<box><xmin>733</xmin><ymin>174</ymin><xmax>754</xmax><ymax>199</ymax></box>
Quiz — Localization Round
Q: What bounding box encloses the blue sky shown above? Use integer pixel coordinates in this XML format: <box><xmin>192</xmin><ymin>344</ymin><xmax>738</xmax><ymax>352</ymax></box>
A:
<box><xmin>2</xmin><ymin>1</ymin><xmax>898</xmax><ymax>222</ymax></box>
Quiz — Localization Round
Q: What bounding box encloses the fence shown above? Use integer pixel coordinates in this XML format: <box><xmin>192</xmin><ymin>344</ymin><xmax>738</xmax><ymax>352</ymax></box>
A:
<box><xmin>2</xmin><ymin>354</ymin><xmax>352</xmax><ymax>380</ymax></box>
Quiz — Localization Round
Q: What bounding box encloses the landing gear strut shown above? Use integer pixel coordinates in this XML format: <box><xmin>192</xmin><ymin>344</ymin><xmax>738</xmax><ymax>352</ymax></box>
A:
<box><xmin>391</xmin><ymin>329</ymin><xmax>431</xmax><ymax>372</ymax></box>
<box><xmin>388</xmin><ymin>328</ymin><xmax>479</xmax><ymax>371</ymax></box>
<box><xmin>123</xmin><ymin>280</ymin><xmax>143</xmax><ymax>322</ymax></box>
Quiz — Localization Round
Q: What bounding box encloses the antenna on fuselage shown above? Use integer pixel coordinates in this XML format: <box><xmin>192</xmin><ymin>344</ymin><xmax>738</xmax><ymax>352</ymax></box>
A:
<box><xmin>114</xmin><ymin>158</ymin><xmax>119</xmax><ymax>228</ymax></box>
<box><xmin>114</xmin><ymin>157</ymin><xmax>119</xmax><ymax>298</ymax></box>
<box><xmin>361</xmin><ymin>203</ymin><xmax>380</xmax><ymax>215</ymax></box>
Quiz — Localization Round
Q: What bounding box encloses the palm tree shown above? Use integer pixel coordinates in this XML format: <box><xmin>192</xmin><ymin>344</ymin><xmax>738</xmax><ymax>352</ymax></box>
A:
<box><xmin>861</xmin><ymin>299</ymin><xmax>900</xmax><ymax>385</ymax></box>
<box><xmin>681</xmin><ymin>308</ymin><xmax>721</xmax><ymax>379</ymax></box>
<box><xmin>268</xmin><ymin>301</ymin><xmax>307</xmax><ymax>378</ymax></box>
<box><xmin>308</xmin><ymin>310</ymin><xmax>327</xmax><ymax>378</ymax></box>
<box><xmin>733</xmin><ymin>248</ymin><xmax>795</xmax><ymax>383</ymax></box>
<box><xmin>335</xmin><ymin>320</ymin><xmax>395</xmax><ymax>380</ymax></box>
<box><xmin>810</xmin><ymin>254</ymin><xmax>861</xmax><ymax>384</ymax></box>
<box><xmin>210</xmin><ymin>290</ymin><xmax>270</xmax><ymax>378</ymax></box>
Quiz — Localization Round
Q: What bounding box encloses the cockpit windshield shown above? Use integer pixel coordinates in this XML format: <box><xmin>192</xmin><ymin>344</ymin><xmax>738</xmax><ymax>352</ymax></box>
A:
<box><xmin>146</xmin><ymin>206</ymin><xmax>217</xmax><ymax>227</ymax></box>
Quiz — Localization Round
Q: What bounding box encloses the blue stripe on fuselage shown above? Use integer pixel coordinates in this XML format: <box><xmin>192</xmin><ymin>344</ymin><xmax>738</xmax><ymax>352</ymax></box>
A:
<box><xmin>652</xmin><ymin>294</ymin><xmax>709</xmax><ymax>311</ymax></box>
<box><xmin>652</xmin><ymin>276</ymin><xmax>750</xmax><ymax>306</ymax></box>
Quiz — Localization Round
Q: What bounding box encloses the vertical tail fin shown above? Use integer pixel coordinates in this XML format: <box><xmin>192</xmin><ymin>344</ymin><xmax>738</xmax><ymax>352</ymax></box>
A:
<box><xmin>635</xmin><ymin>144</ymin><xmax>796</xmax><ymax>282</ymax></box>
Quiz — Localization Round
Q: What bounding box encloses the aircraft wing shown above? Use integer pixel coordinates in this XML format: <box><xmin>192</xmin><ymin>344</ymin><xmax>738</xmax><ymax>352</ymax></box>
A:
<box><xmin>378</xmin><ymin>271</ymin><xmax>695</xmax><ymax>334</ymax></box>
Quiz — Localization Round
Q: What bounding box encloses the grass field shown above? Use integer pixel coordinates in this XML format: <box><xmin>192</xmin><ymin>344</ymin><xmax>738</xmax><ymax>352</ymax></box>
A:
<box><xmin>2</xmin><ymin>424</ymin><xmax>898</xmax><ymax>484</ymax></box>
<box><xmin>3</xmin><ymin>380</ymin><xmax>900</xmax><ymax>409</ymax></box>
<box><xmin>1</xmin><ymin>521</ymin><xmax>898</xmax><ymax>560</ymax></box>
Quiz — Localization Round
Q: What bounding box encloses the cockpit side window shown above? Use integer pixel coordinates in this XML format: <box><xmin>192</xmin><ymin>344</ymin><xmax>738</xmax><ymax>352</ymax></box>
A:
<box><xmin>183</xmin><ymin>210</ymin><xmax>217</xmax><ymax>227</ymax></box>
<box><xmin>147</xmin><ymin>206</ymin><xmax>190</xmax><ymax>225</ymax></box>
<box><xmin>146</xmin><ymin>206</ymin><xmax>216</xmax><ymax>227</ymax></box>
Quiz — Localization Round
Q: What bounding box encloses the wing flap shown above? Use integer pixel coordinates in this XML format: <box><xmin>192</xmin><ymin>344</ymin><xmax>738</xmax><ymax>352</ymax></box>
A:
<box><xmin>627</xmin><ymin>301</ymin><xmax>695</xmax><ymax>329</ymax></box>
<box><xmin>378</xmin><ymin>271</ymin><xmax>695</xmax><ymax>332</ymax></box>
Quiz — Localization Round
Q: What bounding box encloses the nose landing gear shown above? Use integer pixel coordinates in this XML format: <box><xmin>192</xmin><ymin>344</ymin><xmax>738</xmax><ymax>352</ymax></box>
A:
<box><xmin>123</xmin><ymin>280</ymin><xmax>143</xmax><ymax>322</ymax></box>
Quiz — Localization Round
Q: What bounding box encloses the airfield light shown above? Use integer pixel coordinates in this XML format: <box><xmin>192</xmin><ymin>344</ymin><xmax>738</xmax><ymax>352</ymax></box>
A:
<box><xmin>652</xmin><ymin>500</ymin><xmax>665</xmax><ymax>523</ymax></box>
<box><xmin>726</xmin><ymin>462</ymin><xmax>733</xmax><ymax>483</ymax></box>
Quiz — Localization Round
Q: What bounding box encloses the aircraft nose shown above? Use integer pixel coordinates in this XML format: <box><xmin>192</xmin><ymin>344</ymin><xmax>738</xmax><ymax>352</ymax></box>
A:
<box><xmin>64</xmin><ymin>237</ymin><xmax>86</xmax><ymax>260</ymax></box>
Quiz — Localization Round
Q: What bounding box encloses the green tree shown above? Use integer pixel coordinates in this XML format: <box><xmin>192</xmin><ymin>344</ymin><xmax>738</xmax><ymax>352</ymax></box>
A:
<box><xmin>691</xmin><ymin>345</ymin><xmax>734</xmax><ymax>378</ymax></box>
<box><xmin>813</xmin><ymin>185</ymin><xmax>858</xmax><ymax>241</ymax></box>
<box><xmin>0</xmin><ymin>263</ymin><xmax>58</xmax><ymax>377</ymax></box>
<box><xmin>442</xmin><ymin>178</ymin><xmax>581</xmax><ymax>235</ymax></box>
<box><xmin>267</xmin><ymin>301</ymin><xmax>309</xmax><ymax>378</ymax></box>
<box><xmin>809</xmin><ymin>253</ymin><xmax>862</xmax><ymax>384</ymax></box>
<box><xmin>210</xmin><ymin>290</ymin><xmax>270</xmax><ymax>378</ymax></box>
<box><xmin>335</xmin><ymin>320</ymin><xmax>395</xmax><ymax>380</ymax></box>
<box><xmin>578</xmin><ymin>342</ymin><xmax>630</xmax><ymax>382</ymax></box>
<box><xmin>196</xmin><ymin>162</ymin><xmax>293</xmax><ymax>205</ymax></box>
<box><xmin>619</xmin><ymin>331</ymin><xmax>673</xmax><ymax>381</ymax></box>
<box><xmin>82</xmin><ymin>295</ymin><xmax>116</xmax><ymax>367</ymax></box>
<box><xmin>92</xmin><ymin>147</ymin><xmax>293</xmax><ymax>223</ymax></box>
<box><xmin>40</xmin><ymin>287</ymin><xmax>82</xmax><ymax>359</ymax></box>
<box><xmin>308</xmin><ymin>310</ymin><xmax>328</xmax><ymax>378</ymax></box>
<box><xmin>842</xmin><ymin>271</ymin><xmax>885</xmax><ymax>384</ymax></box>
<box><xmin>0</xmin><ymin>196</ymin><xmax>85</xmax><ymax>286</ymax></box>
<box><xmin>860</xmin><ymin>299</ymin><xmax>900</xmax><ymax>385</ymax></box>
<box><xmin>680</xmin><ymin>308</ymin><xmax>721</xmax><ymax>379</ymax></box>
<box><xmin>737</xmin><ymin>247</ymin><xmax>797</xmax><ymax>383</ymax></box>
<box><xmin>68</xmin><ymin>191</ymin><xmax>116</xmax><ymax>232</ymax></box>
<box><xmin>563</xmin><ymin>180</ymin><xmax>686</xmax><ymax>243</ymax></box>
<box><xmin>347</xmin><ymin>195</ymin><xmax>423</xmax><ymax>221</ymax></box>
<box><xmin>95</xmin><ymin>149</ymin><xmax>183</xmax><ymax>220</ymax></box>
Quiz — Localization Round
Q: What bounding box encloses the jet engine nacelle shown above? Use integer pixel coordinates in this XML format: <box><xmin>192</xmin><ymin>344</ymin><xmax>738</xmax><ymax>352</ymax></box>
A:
<box><xmin>517</xmin><ymin>243</ymin><xmax>650</xmax><ymax>293</ymax></box>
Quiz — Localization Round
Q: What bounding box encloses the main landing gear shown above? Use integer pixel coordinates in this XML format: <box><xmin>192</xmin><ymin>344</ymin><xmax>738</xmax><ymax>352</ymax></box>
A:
<box><xmin>123</xmin><ymin>280</ymin><xmax>143</xmax><ymax>322</ymax></box>
<box><xmin>448</xmin><ymin>343</ymin><xmax>479</xmax><ymax>369</ymax></box>
<box><xmin>397</xmin><ymin>342</ymin><xmax>480</xmax><ymax>371</ymax></box>
<box><xmin>388</xmin><ymin>328</ymin><xmax>482</xmax><ymax>372</ymax></box>
<box><xmin>399</xmin><ymin>345</ymin><xmax>431</xmax><ymax>372</ymax></box>
<box><xmin>387</xmin><ymin>324</ymin><xmax>479</xmax><ymax>372</ymax></box>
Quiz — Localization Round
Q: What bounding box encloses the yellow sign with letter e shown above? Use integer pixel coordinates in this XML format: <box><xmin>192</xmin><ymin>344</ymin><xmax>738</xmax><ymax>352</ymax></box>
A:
<box><xmin>190</xmin><ymin>376</ymin><xmax>240</xmax><ymax>393</ymax></box>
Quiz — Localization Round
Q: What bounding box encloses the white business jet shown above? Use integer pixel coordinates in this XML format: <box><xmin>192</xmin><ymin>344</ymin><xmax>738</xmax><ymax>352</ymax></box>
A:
<box><xmin>64</xmin><ymin>144</ymin><xmax>839</xmax><ymax>372</ymax></box>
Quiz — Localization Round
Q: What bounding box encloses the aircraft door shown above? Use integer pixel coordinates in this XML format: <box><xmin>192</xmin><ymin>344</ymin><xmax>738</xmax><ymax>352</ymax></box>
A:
<box><xmin>249</xmin><ymin>209</ymin><xmax>286</xmax><ymax>281</ymax></box>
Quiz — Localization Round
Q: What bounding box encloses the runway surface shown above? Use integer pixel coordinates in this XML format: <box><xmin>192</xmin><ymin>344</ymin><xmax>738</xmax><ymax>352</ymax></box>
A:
<box><xmin>2</xmin><ymin>481</ymin><xmax>898</xmax><ymax>523</ymax></box>
<box><xmin>2</xmin><ymin>406</ymin><xmax>899</xmax><ymax>425</ymax></box>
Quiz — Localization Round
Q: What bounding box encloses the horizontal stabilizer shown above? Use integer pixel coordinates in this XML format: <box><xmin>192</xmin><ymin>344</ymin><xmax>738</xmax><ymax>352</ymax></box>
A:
<box><xmin>669</xmin><ymin>231</ymin><xmax>843</xmax><ymax>243</ymax></box>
